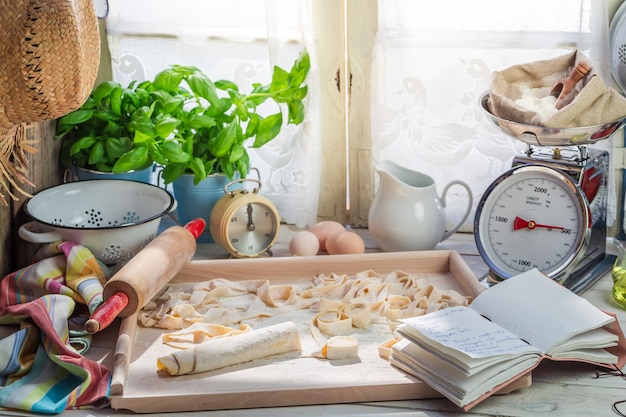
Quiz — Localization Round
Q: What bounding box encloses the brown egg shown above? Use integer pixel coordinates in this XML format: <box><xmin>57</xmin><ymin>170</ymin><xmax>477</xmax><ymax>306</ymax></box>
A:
<box><xmin>288</xmin><ymin>230</ymin><xmax>320</xmax><ymax>256</ymax></box>
<box><xmin>325</xmin><ymin>230</ymin><xmax>365</xmax><ymax>255</ymax></box>
<box><xmin>309</xmin><ymin>221</ymin><xmax>346</xmax><ymax>251</ymax></box>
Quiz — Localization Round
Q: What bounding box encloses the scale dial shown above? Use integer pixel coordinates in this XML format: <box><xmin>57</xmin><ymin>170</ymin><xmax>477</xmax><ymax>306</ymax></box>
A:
<box><xmin>474</xmin><ymin>165</ymin><xmax>590</xmax><ymax>282</ymax></box>
<box><xmin>210</xmin><ymin>179</ymin><xmax>280</xmax><ymax>258</ymax></box>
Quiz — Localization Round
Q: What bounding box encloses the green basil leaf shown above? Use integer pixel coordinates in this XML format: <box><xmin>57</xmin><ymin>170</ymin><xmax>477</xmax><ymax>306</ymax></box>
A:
<box><xmin>218</xmin><ymin>156</ymin><xmax>235</xmax><ymax>179</ymax></box>
<box><xmin>92</xmin><ymin>80</ymin><xmax>119</xmax><ymax>103</ymax></box>
<box><xmin>205</xmin><ymin>98</ymin><xmax>233</xmax><ymax>116</ymax></box>
<box><xmin>94</xmin><ymin>162</ymin><xmax>114</xmax><ymax>172</ymax></box>
<box><xmin>113</xmin><ymin>147</ymin><xmax>150</xmax><ymax>173</ymax></box>
<box><xmin>155</xmin><ymin>116</ymin><xmax>181</xmax><ymax>138</ymax></box>
<box><xmin>162</xmin><ymin>95</ymin><xmax>185</xmax><ymax>114</ymax></box>
<box><xmin>93</xmin><ymin>110</ymin><xmax>120</xmax><ymax>123</ymax></box>
<box><xmin>187</xmin><ymin>71</ymin><xmax>220</xmax><ymax>105</ymax></box>
<box><xmin>105</xmin><ymin>136</ymin><xmax>132</xmax><ymax>158</ymax></box>
<box><xmin>133</xmin><ymin>128</ymin><xmax>153</xmax><ymax>145</ymax></box>
<box><xmin>161</xmin><ymin>163</ymin><xmax>187</xmax><ymax>185</ymax></box>
<box><xmin>293</xmin><ymin>85</ymin><xmax>308</xmax><ymax>100</ymax></box>
<box><xmin>211</xmin><ymin>121</ymin><xmax>237</xmax><ymax>157</ymax></box>
<box><xmin>235</xmin><ymin>151</ymin><xmax>250</xmax><ymax>178</ymax></box>
<box><xmin>215</xmin><ymin>79</ymin><xmax>238</xmax><ymax>91</ymax></box>
<box><xmin>153</xmin><ymin>68</ymin><xmax>184</xmax><ymax>92</ymax></box>
<box><xmin>88</xmin><ymin>141</ymin><xmax>106</xmax><ymax>165</ymax></box>
<box><xmin>133</xmin><ymin>119</ymin><xmax>156</xmax><ymax>144</ymax></box>
<box><xmin>288</xmin><ymin>100</ymin><xmax>306</xmax><ymax>125</ymax></box>
<box><xmin>288</xmin><ymin>49</ymin><xmax>311</xmax><ymax>87</ymax></box>
<box><xmin>70</xmin><ymin>136</ymin><xmax>96</xmax><ymax>155</ymax></box>
<box><xmin>252</xmin><ymin>113</ymin><xmax>282</xmax><ymax>148</ymax></box>
<box><xmin>189</xmin><ymin>157</ymin><xmax>206</xmax><ymax>184</ymax></box>
<box><xmin>187</xmin><ymin>114</ymin><xmax>216</xmax><ymax>130</ymax></box>
<box><xmin>161</xmin><ymin>141</ymin><xmax>192</xmax><ymax>163</ymax></box>
<box><xmin>110</xmin><ymin>86</ymin><xmax>123</xmax><ymax>116</ymax></box>
<box><xmin>245</xmin><ymin>113</ymin><xmax>260</xmax><ymax>137</ymax></box>
<box><xmin>58</xmin><ymin>109</ymin><xmax>94</xmax><ymax>126</ymax></box>
<box><xmin>228</xmin><ymin>143</ymin><xmax>245</xmax><ymax>163</ymax></box>
<box><xmin>270</xmin><ymin>66</ymin><xmax>289</xmax><ymax>93</ymax></box>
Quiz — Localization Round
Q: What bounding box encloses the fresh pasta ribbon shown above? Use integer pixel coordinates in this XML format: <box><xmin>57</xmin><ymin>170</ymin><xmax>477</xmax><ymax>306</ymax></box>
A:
<box><xmin>378</xmin><ymin>337</ymin><xmax>399</xmax><ymax>360</ymax></box>
<box><xmin>315</xmin><ymin>310</ymin><xmax>352</xmax><ymax>335</ymax></box>
<box><xmin>142</xmin><ymin>269</ymin><xmax>473</xmax><ymax>354</ymax></box>
<box><xmin>383</xmin><ymin>295</ymin><xmax>412</xmax><ymax>322</ymax></box>
<box><xmin>302</xmin><ymin>273</ymin><xmax>349</xmax><ymax>299</ymax></box>
<box><xmin>257</xmin><ymin>282</ymin><xmax>297</xmax><ymax>307</ymax></box>
<box><xmin>161</xmin><ymin>322</ymin><xmax>252</xmax><ymax>349</ymax></box>
<box><xmin>321</xmin><ymin>336</ymin><xmax>359</xmax><ymax>360</ymax></box>
<box><xmin>341</xmin><ymin>302</ymin><xmax>372</xmax><ymax>328</ymax></box>
<box><xmin>319</xmin><ymin>298</ymin><xmax>345</xmax><ymax>313</ymax></box>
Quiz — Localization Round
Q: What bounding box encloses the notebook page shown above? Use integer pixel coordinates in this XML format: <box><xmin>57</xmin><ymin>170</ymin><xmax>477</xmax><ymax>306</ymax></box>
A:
<box><xmin>399</xmin><ymin>306</ymin><xmax>540</xmax><ymax>359</ymax></box>
<box><xmin>469</xmin><ymin>269</ymin><xmax>614</xmax><ymax>353</ymax></box>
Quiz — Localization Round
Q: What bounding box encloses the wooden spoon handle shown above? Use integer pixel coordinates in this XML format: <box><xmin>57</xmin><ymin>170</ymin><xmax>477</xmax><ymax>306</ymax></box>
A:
<box><xmin>551</xmin><ymin>61</ymin><xmax>591</xmax><ymax>109</ymax></box>
<box><xmin>568</xmin><ymin>61</ymin><xmax>591</xmax><ymax>85</ymax></box>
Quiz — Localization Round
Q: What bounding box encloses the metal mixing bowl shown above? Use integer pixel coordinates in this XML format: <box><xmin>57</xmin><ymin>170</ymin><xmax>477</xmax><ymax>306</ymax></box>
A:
<box><xmin>480</xmin><ymin>91</ymin><xmax>625</xmax><ymax>146</ymax></box>
<box><xmin>19</xmin><ymin>179</ymin><xmax>175</xmax><ymax>264</ymax></box>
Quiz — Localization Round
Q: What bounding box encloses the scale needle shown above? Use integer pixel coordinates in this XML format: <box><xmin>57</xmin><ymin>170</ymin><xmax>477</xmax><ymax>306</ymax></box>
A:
<box><xmin>513</xmin><ymin>216</ymin><xmax>565</xmax><ymax>231</ymax></box>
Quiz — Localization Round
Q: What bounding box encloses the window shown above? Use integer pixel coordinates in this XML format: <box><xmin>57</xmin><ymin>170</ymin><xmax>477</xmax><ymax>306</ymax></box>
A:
<box><xmin>106</xmin><ymin>0</ymin><xmax>619</xmax><ymax>233</ymax></box>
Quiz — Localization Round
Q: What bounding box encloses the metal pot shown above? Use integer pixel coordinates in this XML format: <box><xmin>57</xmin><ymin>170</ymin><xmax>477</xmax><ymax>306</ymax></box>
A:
<box><xmin>19</xmin><ymin>179</ymin><xmax>175</xmax><ymax>264</ymax></box>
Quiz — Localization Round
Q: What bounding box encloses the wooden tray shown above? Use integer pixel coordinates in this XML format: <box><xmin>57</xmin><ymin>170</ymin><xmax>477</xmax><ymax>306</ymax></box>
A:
<box><xmin>109</xmin><ymin>250</ymin><xmax>524</xmax><ymax>413</ymax></box>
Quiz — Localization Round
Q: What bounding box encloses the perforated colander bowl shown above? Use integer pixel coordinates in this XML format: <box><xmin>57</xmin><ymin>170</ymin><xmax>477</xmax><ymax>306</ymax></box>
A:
<box><xmin>19</xmin><ymin>179</ymin><xmax>175</xmax><ymax>264</ymax></box>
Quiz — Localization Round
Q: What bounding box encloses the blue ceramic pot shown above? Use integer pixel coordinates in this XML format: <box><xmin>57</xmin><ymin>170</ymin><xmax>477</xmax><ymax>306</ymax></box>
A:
<box><xmin>172</xmin><ymin>173</ymin><xmax>241</xmax><ymax>243</ymax></box>
<box><xmin>74</xmin><ymin>165</ymin><xmax>154</xmax><ymax>183</ymax></box>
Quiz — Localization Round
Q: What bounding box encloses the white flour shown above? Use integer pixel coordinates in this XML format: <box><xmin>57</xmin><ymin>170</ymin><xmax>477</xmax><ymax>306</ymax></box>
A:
<box><xmin>514</xmin><ymin>85</ymin><xmax>558</xmax><ymax>120</ymax></box>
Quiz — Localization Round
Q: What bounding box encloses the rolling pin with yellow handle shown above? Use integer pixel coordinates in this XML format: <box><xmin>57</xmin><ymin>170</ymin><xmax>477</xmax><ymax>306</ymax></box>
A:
<box><xmin>85</xmin><ymin>218</ymin><xmax>206</xmax><ymax>334</ymax></box>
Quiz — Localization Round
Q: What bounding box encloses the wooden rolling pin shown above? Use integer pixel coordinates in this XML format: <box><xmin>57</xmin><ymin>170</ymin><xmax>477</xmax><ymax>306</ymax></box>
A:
<box><xmin>85</xmin><ymin>218</ymin><xmax>205</xmax><ymax>334</ymax></box>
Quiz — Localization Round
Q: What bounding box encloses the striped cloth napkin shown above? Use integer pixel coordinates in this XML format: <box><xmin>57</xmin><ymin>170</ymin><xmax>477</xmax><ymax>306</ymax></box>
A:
<box><xmin>0</xmin><ymin>241</ymin><xmax>112</xmax><ymax>413</ymax></box>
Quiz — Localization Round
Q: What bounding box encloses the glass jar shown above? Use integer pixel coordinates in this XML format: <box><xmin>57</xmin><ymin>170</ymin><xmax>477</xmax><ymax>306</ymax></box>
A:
<box><xmin>612</xmin><ymin>239</ymin><xmax>626</xmax><ymax>308</ymax></box>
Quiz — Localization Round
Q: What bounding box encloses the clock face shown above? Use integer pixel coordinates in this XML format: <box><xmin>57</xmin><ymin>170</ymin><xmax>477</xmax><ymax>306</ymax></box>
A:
<box><xmin>227</xmin><ymin>202</ymin><xmax>278</xmax><ymax>256</ymax></box>
<box><xmin>474</xmin><ymin>165</ymin><xmax>590</xmax><ymax>281</ymax></box>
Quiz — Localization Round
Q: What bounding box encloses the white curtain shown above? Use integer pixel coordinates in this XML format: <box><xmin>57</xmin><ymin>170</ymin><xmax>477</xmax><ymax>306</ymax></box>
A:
<box><xmin>105</xmin><ymin>0</ymin><xmax>322</xmax><ymax>228</ymax></box>
<box><xmin>370</xmin><ymin>0</ymin><xmax>615</xmax><ymax>232</ymax></box>
<box><xmin>104</xmin><ymin>0</ymin><xmax>617</xmax><ymax>231</ymax></box>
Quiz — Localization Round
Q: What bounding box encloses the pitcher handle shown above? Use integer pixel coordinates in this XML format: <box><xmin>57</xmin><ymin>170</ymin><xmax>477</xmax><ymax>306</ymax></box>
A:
<box><xmin>439</xmin><ymin>180</ymin><xmax>473</xmax><ymax>242</ymax></box>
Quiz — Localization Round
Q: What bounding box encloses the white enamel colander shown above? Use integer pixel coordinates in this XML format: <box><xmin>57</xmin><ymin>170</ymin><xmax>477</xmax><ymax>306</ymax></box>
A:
<box><xmin>19</xmin><ymin>179</ymin><xmax>175</xmax><ymax>264</ymax></box>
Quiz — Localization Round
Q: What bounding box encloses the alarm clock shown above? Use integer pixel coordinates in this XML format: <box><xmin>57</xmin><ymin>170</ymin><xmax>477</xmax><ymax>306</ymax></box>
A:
<box><xmin>209</xmin><ymin>179</ymin><xmax>280</xmax><ymax>258</ymax></box>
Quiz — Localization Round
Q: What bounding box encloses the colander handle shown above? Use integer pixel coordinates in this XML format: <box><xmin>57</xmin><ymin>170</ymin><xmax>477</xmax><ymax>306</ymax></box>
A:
<box><xmin>18</xmin><ymin>221</ymin><xmax>62</xmax><ymax>243</ymax></box>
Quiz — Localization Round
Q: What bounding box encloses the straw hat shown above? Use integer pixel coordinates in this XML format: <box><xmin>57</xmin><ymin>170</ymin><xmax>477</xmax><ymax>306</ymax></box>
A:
<box><xmin>0</xmin><ymin>0</ymin><xmax>99</xmax><ymax>205</ymax></box>
<box><xmin>0</xmin><ymin>0</ymin><xmax>100</xmax><ymax>134</ymax></box>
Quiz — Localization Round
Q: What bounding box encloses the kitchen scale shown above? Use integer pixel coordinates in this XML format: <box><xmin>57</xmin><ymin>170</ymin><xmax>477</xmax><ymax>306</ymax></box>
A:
<box><xmin>475</xmin><ymin>92</ymin><xmax>624</xmax><ymax>293</ymax></box>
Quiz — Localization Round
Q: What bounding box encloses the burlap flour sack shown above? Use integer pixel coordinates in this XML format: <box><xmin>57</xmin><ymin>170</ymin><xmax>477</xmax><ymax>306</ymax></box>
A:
<box><xmin>489</xmin><ymin>50</ymin><xmax>626</xmax><ymax>128</ymax></box>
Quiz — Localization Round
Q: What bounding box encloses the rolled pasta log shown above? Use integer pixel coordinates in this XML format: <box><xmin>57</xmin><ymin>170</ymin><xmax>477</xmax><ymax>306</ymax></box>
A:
<box><xmin>157</xmin><ymin>321</ymin><xmax>301</xmax><ymax>376</ymax></box>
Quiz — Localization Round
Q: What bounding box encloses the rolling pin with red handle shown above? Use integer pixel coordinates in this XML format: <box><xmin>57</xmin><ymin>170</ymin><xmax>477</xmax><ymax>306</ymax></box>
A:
<box><xmin>85</xmin><ymin>218</ymin><xmax>205</xmax><ymax>334</ymax></box>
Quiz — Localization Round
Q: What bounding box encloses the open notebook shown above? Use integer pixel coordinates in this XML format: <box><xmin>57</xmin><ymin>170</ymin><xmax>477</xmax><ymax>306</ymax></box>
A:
<box><xmin>390</xmin><ymin>268</ymin><xmax>626</xmax><ymax>410</ymax></box>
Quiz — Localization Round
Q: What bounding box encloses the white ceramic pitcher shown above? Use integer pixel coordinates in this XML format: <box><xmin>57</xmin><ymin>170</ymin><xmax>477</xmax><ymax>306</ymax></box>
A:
<box><xmin>368</xmin><ymin>160</ymin><xmax>472</xmax><ymax>252</ymax></box>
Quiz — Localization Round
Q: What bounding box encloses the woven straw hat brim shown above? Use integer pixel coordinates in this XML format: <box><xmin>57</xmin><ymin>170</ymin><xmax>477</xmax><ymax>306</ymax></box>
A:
<box><xmin>0</xmin><ymin>0</ymin><xmax>100</xmax><ymax>135</ymax></box>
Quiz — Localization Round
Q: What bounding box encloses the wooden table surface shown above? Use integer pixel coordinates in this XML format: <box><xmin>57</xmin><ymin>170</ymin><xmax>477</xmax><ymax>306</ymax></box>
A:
<box><xmin>6</xmin><ymin>226</ymin><xmax>626</xmax><ymax>417</ymax></box>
